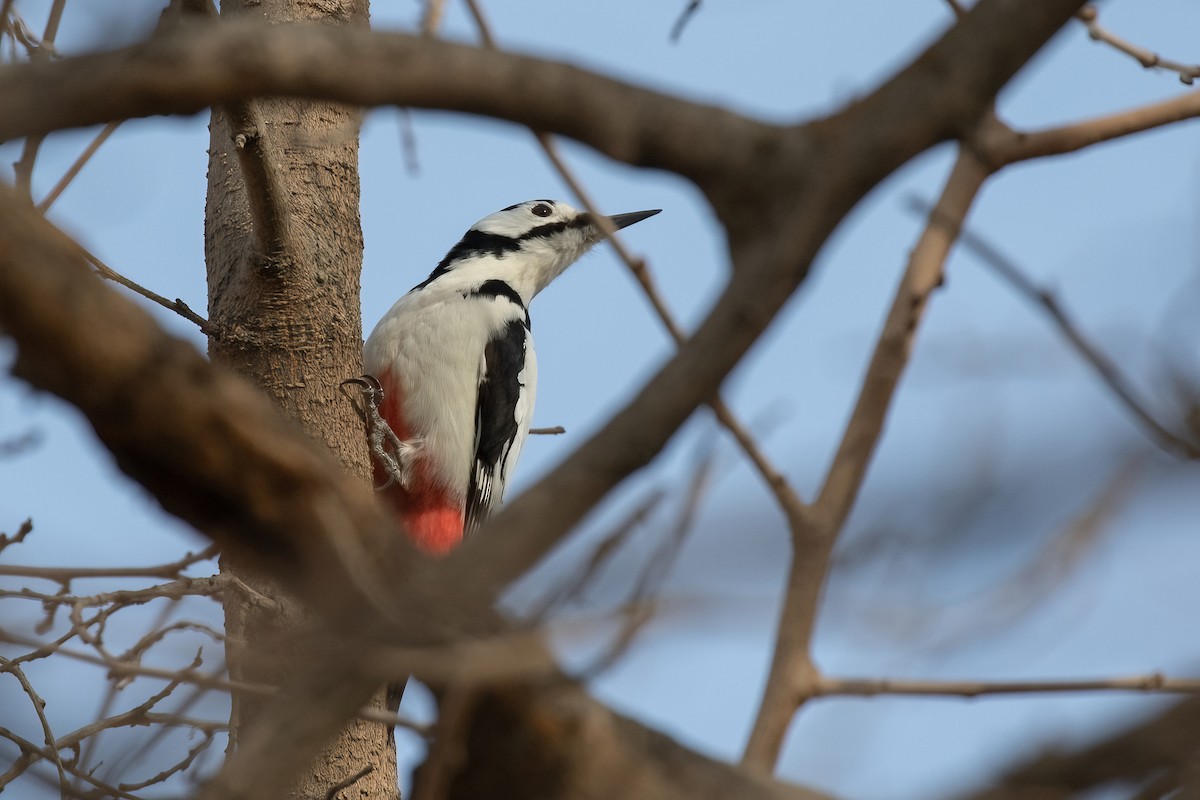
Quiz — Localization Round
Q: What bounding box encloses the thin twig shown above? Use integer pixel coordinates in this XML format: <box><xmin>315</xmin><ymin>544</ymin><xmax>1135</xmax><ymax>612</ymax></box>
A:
<box><xmin>118</xmin><ymin>731</ymin><xmax>216</xmax><ymax>792</ymax></box>
<box><xmin>909</xmin><ymin>195</ymin><xmax>1200</xmax><ymax>459</ymax></box>
<box><xmin>0</xmin><ymin>544</ymin><xmax>217</xmax><ymax>581</ymax></box>
<box><xmin>0</xmin><ymin>656</ymin><xmax>68</xmax><ymax>794</ymax></box>
<box><xmin>3</xmin><ymin>578</ymin><xmax>223</xmax><ymax>609</ymax></box>
<box><xmin>397</xmin><ymin>108</ymin><xmax>420</xmax><ymax>176</ymax></box>
<box><xmin>85</xmin><ymin>247</ymin><xmax>213</xmax><ymax>334</ymax></box>
<box><xmin>528</xmin><ymin>488</ymin><xmax>666</xmax><ymax>622</ymax></box>
<box><xmin>325</xmin><ymin>765</ymin><xmax>375</xmax><ymax>800</ymax></box>
<box><xmin>669</xmin><ymin>1</ymin><xmax>701</xmax><ymax>43</ymax></box>
<box><xmin>577</xmin><ymin>451</ymin><xmax>714</xmax><ymax>680</ymax></box>
<box><xmin>0</xmin><ymin>0</ymin><xmax>18</xmax><ymax>42</ymax></box>
<box><xmin>982</xmin><ymin>91</ymin><xmax>1200</xmax><ymax>166</ymax></box>
<box><xmin>818</xmin><ymin>673</ymin><xmax>1200</xmax><ymax>697</ymax></box>
<box><xmin>36</xmin><ymin>121</ymin><xmax>120</xmax><ymax>212</ymax></box>
<box><xmin>0</xmin><ymin>731</ymin><xmax>144</xmax><ymax>800</ymax></box>
<box><xmin>529</xmin><ymin>426</ymin><xmax>565</xmax><ymax>436</ymax></box>
<box><xmin>1077</xmin><ymin>5</ymin><xmax>1200</xmax><ymax>85</ymax></box>
<box><xmin>0</xmin><ymin>517</ymin><xmax>33</xmax><ymax>553</ymax></box>
<box><xmin>0</xmin><ymin>629</ymin><xmax>428</xmax><ymax>734</ymax></box>
<box><xmin>11</xmin><ymin>0</ymin><xmax>68</xmax><ymax>202</ymax></box>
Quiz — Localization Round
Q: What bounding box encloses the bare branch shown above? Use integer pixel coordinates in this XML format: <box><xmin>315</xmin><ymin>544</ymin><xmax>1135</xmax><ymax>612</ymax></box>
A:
<box><xmin>420</xmin><ymin>0</ymin><xmax>446</xmax><ymax>37</ymax></box>
<box><xmin>85</xmin><ymin>247</ymin><xmax>212</xmax><ymax>333</ymax></box>
<box><xmin>529</xmin><ymin>426</ymin><xmax>565</xmax><ymax>435</ymax></box>
<box><xmin>0</xmin><ymin>656</ymin><xmax>68</xmax><ymax>791</ymax></box>
<box><xmin>911</xmin><ymin>195</ymin><xmax>1200</xmax><ymax>459</ymax></box>
<box><xmin>669</xmin><ymin>0</ymin><xmax>701</xmax><ymax>42</ymax></box>
<box><xmin>0</xmin><ymin>544</ymin><xmax>217</xmax><ymax>581</ymax></box>
<box><xmin>953</xmin><ymin>697</ymin><xmax>1200</xmax><ymax>799</ymax></box>
<box><xmin>1077</xmin><ymin>5</ymin><xmax>1200</xmax><ymax>85</ymax></box>
<box><xmin>943</xmin><ymin>0</ymin><xmax>968</xmax><ymax>19</ymax></box>
<box><xmin>36</xmin><ymin>120</ymin><xmax>120</xmax><ymax>212</ymax></box>
<box><xmin>818</xmin><ymin>673</ymin><xmax>1200</xmax><ymax>698</ymax></box>
<box><xmin>983</xmin><ymin>90</ymin><xmax>1200</xmax><ymax>165</ymax></box>
<box><xmin>0</xmin><ymin>517</ymin><xmax>33</xmax><ymax>553</ymax></box>
<box><xmin>412</xmin><ymin>685</ymin><xmax>475</xmax><ymax>800</ymax></box>
<box><xmin>743</xmin><ymin>148</ymin><xmax>990</xmax><ymax>771</ymax></box>
<box><xmin>324</xmin><ymin>764</ymin><xmax>375</xmax><ymax>800</ymax></box>
<box><xmin>528</xmin><ymin>489</ymin><xmax>666</xmax><ymax>621</ymax></box>
<box><xmin>576</xmin><ymin>453</ymin><xmax>714</xmax><ymax>681</ymax></box>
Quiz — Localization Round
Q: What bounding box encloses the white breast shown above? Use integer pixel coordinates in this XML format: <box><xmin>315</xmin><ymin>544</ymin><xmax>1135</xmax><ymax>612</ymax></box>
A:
<box><xmin>364</xmin><ymin>285</ymin><xmax>533</xmax><ymax>503</ymax></box>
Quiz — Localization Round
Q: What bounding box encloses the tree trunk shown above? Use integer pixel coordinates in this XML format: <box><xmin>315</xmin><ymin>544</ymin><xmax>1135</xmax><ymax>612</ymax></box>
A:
<box><xmin>204</xmin><ymin>0</ymin><xmax>397</xmax><ymax>796</ymax></box>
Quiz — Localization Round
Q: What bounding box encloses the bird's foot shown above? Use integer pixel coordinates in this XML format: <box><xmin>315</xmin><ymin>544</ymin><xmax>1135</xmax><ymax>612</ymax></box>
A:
<box><xmin>340</xmin><ymin>374</ymin><xmax>423</xmax><ymax>490</ymax></box>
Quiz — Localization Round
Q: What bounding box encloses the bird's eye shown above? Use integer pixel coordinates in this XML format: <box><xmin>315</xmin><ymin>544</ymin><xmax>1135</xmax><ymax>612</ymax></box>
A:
<box><xmin>531</xmin><ymin>203</ymin><xmax>553</xmax><ymax>218</ymax></box>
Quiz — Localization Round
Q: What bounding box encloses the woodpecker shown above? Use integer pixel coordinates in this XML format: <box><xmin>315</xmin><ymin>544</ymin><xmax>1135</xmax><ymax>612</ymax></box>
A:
<box><xmin>360</xmin><ymin>199</ymin><xmax>660</xmax><ymax>556</ymax></box>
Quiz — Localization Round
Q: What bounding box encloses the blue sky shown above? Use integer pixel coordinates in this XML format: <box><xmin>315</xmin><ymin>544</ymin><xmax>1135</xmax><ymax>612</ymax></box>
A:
<box><xmin>3</xmin><ymin>1</ymin><xmax>1200</xmax><ymax>798</ymax></box>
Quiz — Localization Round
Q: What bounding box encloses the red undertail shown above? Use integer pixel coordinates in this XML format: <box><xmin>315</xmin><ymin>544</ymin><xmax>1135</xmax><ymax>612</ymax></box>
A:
<box><xmin>375</xmin><ymin>369</ymin><xmax>464</xmax><ymax>556</ymax></box>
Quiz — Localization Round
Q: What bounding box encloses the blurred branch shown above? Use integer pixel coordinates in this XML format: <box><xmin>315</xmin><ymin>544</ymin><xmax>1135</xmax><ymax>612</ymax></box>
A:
<box><xmin>0</xmin><ymin>429</ymin><xmax>41</xmax><ymax>457</ymax></box>
<box><xmin>576</xmin><ymin>452</ymin><xmax>715</xmax><ymax>680</ymax></box>
<box><xmin>0</xmin><ymin>0</ymin><xmax>1088</xmax><ymax>793</ymax></box>
<box><xmin>0</xmin><ymin>656</ymin><xmax>68</xmax><ymax>791</ymax></box>
<box><xmin>818</xmin><ymin>674</ymin><xmax>1200</xmax><ymax>698</ymax></box>
<box><xmin>954</xmin><ymin>697</ymin><xmax>1200</xmax><ymax>799</ymax></box>
<box><xmin>0</xmin><ymin>517</ymin><xmax>33</xmax><ymax>553</ymax></box>
<box><xmin>743</xmin><ymin>148</ymin><xmax>990</xmax><ymax>772</ymax></box>
<box><xmin>528</xmin><ymin>488</ymin><xmax>666</xmax><ymax>621</ymax></box>
<box><xmin>420</xmin><ymin>0</ymin><xmax>446</xmax><ymax>37</ymax></box>
<box><xmin>943</xmin><ymin>0</ymin><xmax>967</xmax><ymax>19</ymax></box>
<box><xmin>669</xmin><ymin>1</ymin><xmax>701</xmax><ymax>42</ymax></box>
<box><xmin>36</xmin><ymin>120</ymin><xmax>120</xmax><ymax>212</ymax></box>
<box><xmin>983</xmin><ymin>90</ymin><xmax>1200</xmax><ymax>164</ymax></box>
<box><xmin>910</xmin><ymin>195</ymin><xmax>1200</xmax><ymax>459</ymax></box>
<box><xmin>1077</xmin><ymin>5</ymin><xmax>1200</xmax><ymax>85</ymax></box>
<box><xmin>11</xmin><ymin>0</ymin><xmax>67</xmax><ymax>200</ymax></box>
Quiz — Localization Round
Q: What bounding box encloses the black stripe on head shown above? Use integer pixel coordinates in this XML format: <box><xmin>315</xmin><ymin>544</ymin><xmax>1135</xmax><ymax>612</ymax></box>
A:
<box><xmin>516</xmin><ymin>214</ymin><xmax>592</xmax><ymax>244</ymax></box>
<box><xmin>472</xmin><ymin>279</ymin><xmax>531</xmax><ymax>329</ymax></box>
<box><xmin>412</xmin><ymin>229</ymin><xmax>522</xmax><ymax>290</ymax></box>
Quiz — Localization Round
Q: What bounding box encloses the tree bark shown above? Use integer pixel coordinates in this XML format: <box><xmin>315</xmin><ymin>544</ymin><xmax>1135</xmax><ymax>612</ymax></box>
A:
<box><xmin>203</xmin><ymin>1</ymin><xmax>396</xmax><ymax>797</ymax></box>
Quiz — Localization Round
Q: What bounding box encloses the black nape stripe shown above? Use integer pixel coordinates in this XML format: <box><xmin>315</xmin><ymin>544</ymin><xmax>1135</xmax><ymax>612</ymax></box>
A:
<box><xmin>473</xmin><ymin>280</ymin><xmax>531</xmax><ymax>330</ymax></box>
<box><xmin>412</xmin><ymin>229</ymin><xmax>522</xmax><ymax>290</ymax></box>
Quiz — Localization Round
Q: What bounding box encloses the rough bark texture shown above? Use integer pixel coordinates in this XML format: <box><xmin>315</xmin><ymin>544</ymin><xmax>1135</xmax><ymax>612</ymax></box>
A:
<box><xmin>203</xmin><ymin>1</ymin><xmax>396</xmax><ymax>797</ymax></box>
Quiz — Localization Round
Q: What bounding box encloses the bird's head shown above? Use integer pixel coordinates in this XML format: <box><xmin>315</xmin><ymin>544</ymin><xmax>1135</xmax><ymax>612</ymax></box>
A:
<box><xmin>456</xmin><ymin>199</ymin><xmax>660</xmax><ymax>298</ymax></box>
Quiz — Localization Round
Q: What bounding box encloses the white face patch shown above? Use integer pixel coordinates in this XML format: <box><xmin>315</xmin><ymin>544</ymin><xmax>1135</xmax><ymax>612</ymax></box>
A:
<box><xmin>472</xmin><ymin>200</ymin><xmax>581</xmax><ymax>238</ymax></box>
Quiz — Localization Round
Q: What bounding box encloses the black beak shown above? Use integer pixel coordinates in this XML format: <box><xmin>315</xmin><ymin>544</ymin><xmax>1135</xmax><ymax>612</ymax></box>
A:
<box><xmin>607</xmin><ymin>209</ymin><xmax>662</xmax><ymax>230</ymax></box>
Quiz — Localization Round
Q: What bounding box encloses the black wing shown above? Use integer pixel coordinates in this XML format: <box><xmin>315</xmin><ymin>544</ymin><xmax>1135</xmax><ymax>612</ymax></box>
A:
<box><xmin>465</xmin><ymin>317</ymin><xmax>530</xmax><ymax>534</ymax></box>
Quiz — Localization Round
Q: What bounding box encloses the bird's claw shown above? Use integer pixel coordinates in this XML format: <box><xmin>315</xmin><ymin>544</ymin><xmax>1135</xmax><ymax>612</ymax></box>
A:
<box><xmin>340</xmin><ymin>374</ymin><xmax>422</xmax><ymax>491</ymax></box>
